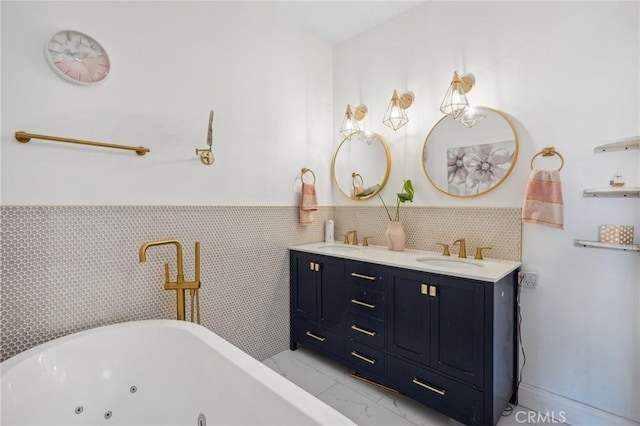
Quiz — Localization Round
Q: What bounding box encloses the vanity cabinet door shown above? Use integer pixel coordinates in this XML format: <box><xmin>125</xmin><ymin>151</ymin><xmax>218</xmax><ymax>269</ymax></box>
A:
<box><xmin>387</xmin><ymin>268</ymin><xmax>431</xmax><ymax>365</ymax></box>
<box><xmin>429</xmin><ymin>274</ymin><xmax>485</xmax><ymax>387</ymax></box>
<box><xmin>291</xmin><ymin>252</ymin><xmax>319</xmax><ymax>322</ymax></box>
<box><xmin>290</xmin><ymin>251</ymin><xmax>344</xmax><ymax>330</ymax></box>
<box><xmin>387</xmin><ymin>269</ymin><xmax>485</xmax><ymax>387</ymax></box>
<box><xmin>317</xmin><ymin>256</ymin><xmax>346</xmax><ymax>331</ymax></box>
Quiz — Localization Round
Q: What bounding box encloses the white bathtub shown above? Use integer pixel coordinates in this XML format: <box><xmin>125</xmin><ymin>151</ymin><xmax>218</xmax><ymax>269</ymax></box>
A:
<box><xmin>1</xmin><ymin>320</ymin><xmax>355</xmax><ymax>426</ymax></box>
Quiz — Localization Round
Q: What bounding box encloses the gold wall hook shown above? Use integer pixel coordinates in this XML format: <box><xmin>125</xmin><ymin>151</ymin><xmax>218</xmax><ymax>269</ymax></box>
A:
<box><xmin>196</xmin><ymin>110</ymin><xmax>215</xmax><ymax>165</ymax></box>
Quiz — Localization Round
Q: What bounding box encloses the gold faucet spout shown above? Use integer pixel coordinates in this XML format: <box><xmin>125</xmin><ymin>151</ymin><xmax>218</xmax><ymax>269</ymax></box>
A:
<box><xmin>139</xmin><ymin>239</ymin><xmax>184</xmax><ymax>281</ymax></box>
<box><xmin>453</xmin><ymin>239</ymin><xmax>467</xmax><ymax>259</ymax></box>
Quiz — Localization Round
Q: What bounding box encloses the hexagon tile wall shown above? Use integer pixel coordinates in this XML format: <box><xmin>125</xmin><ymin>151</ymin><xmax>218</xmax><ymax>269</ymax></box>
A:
<box><xmin>1</xmin><ymin>205</ymin><xmax>520</xmax><ymax>362</ymax></box>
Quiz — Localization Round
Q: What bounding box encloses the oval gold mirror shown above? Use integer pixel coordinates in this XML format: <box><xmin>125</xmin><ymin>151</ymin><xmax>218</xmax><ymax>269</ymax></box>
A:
<box><xmin>332</xmin><ymin>131</ymin><xmax>391</xmax><ymax>200</ymax></box>
<box><xmin>421</xmin><ymin>107</ymin><xmax>518</xmax><ymax>197</ymax></box>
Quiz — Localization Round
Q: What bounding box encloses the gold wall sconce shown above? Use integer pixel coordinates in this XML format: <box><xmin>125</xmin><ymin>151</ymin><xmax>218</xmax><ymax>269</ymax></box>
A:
<box><xmin>339</xmin><ymin>104</ymin><xmax>368</xmax><ymax>139</ymax></box>
<box><xmin>382</xmin><ymin>90</ymin><xmax>414</xmax><ymax>131</ymax></box>
<box><xmin>439</xmin><ymin>71</ymin><xmax>477</xmax><ymax>120</ymax></box>
<box><xmin>196</xmin><ymin>110</ymin><xmax>215</xmax><ymax>165</ymax></box>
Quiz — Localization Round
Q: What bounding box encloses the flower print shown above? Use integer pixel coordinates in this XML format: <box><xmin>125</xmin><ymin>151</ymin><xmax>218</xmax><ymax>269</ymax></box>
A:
<box><xmin>447</xmin><ymin>147</ymin><xmax>470</xmax><ymax>184</ymax></box>
<box><xmin>463</xmin><ymin>144</ymin><xmax>512</xmax><ymax>190</ymax></box>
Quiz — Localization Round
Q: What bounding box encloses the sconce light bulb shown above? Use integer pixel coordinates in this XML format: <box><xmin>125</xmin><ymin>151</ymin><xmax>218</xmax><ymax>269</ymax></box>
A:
<box><xmin>440</xmin><ymin>71</ymin><xmax>475</xmax><ymax>120</ymax></box>
<box><xmin>340</xmin><ymin>104</ymin><xmax>361</xmax><ymax>139</ymax></box>
<box><xmin>382</xmin><ymin>90</ymin><xmax>410</xmax><ymax>131</ymax></box>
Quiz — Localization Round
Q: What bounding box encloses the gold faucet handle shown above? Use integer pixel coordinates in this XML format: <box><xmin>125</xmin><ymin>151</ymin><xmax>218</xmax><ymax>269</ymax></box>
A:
<box><xmin>474</xmin><ymin>247</ymin><xmax>492</xmax><ymax>260</ymax></box>
<box><xmin>362</xmin><ymin>236</ymin><xmax>372</xmax><ymax>247</ymax></box>
<box><xmin>342</xmin><ymin>234</ymin><xmax>350</xmax><ymax>244</ymax></box>
<box><xmin>435</xmin><ymin>243</ymin><xmax>450</xmax><ymax>256</ymax></box>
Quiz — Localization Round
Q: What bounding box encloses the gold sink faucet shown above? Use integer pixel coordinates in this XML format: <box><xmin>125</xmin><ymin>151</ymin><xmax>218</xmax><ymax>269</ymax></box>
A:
<box><xmin>350</xmin><ymin>230</ymin><xmax>359</xmax><ymax>245</ymax></box>
<box><xmin>139</xmin><ymin>239</ymin><xmax>201</xmax><ymax>322</ymax></box>
<box><xmin>452</xmin><ymin>239</ymin><xmax>467</xmax><ymax>258</ymax></box>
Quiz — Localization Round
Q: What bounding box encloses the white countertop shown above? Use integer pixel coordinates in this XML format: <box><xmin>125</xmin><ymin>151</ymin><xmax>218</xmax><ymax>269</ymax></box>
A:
<box><xmin>290</xmin><ymin>241</ymin><xmax>521</xmax><ymax>283</ymax></box>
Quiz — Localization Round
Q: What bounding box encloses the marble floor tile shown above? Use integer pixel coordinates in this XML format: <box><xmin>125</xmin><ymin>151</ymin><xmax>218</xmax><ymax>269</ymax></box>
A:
<box><xmin>262</xmin><ymin>349</ymin><xmax>338</xmax><ymax>396</ymax></box>
<box><xmin>317</xmin><ymin>382</ymin><xmax>417</xmax><ymax>426</ymax></box>
<box><xmin>377</xmin><ymin>393</ymin><xmax>464</xmax><ymax>426</ymax></box>
<box><xmin>264</xmin><ymin>348</ymin><xmax>537</xmax><ymax>426</ymax></box>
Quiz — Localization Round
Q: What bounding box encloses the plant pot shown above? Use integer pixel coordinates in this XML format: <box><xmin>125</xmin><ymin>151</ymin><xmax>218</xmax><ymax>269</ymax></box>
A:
<box><xmin>385</xmin><ymin>221</ymin><xmax>406</xmax><ymax>251</ymax></box>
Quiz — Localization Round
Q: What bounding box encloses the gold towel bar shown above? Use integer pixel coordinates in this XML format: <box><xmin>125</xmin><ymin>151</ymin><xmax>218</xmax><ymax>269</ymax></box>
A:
<box><xmin>301</xmin><ymin>167</ymin><xmax>316</xmax><ymax>184</ymax></box>
<box><xmin>530</xmin><ymin>146</ymin><xmax>564</xmax><ymax>170</ymax></box>
<box><xmin>15</xmin><ymin>131</ymin><xmax>150</xmax><ymax>156</ymax></box>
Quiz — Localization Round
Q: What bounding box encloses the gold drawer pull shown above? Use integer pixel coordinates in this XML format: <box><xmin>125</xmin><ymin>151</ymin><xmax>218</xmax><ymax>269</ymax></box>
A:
<box><xmin>350</xmin><ymin>272</ymin><xmax>376</xmax><ymax>281</ymax></box>
<box><xmin>351</xmin><ymin>324</ymin><xmax>376</xmax><ymax>336</ymax></box>
<box><xmin>305</xmin><ymin>331</ymin><xmax>326</xmax><ymax>342</ymax></box>
<box><xmin>351</xmin><ymin>299</ymin><xmax>376</xmax><ymax>309</ymax></box>
<box><xmin>350</xmin><ymin>351</ymin><xmax>376</xmax><ymax>364</ymax></box>
<box><xmin>412</xmin><ymin>378</ymin><xmax>446</xmax><ymax>396</ymax></box>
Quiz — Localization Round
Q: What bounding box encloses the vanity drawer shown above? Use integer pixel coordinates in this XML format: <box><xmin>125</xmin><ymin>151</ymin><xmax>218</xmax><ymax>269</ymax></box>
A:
<box><xmin>347</xmin><ymin>286</ymin><xmax>385</xmax><ymax>319</ymax></box>
<box><xmin>387</xmin><ymin>355</ymin><xmax>483</xmax><ymax>425</ymax></box>
<box><xmin>292</xmin><ymin>317</ymin><xmax>344</xmax><ymax>359</ymax></box>
<box><xmin>346</xmin><ymin>340</ymin><xmax>386</xmax><ymax>378</ymax></box>
<box><xmin>346</xmin><ymin>312</ymin><xmax>385</xmax><ymax>349</ymax></box>
<box><xmin>346</xmin><ymin>260</ymin><xmax>386</xmax><ymax>289</ymax></box>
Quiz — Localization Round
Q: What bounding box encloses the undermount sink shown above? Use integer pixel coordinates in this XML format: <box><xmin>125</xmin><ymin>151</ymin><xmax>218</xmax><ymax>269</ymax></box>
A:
<box><xmin>317</xmin><ymin>245</ymin><xmax>361</xmax><ymax>251</ymax></box>
<box><xmin>415</xmin><ymin>257</ymin><xmax>484</xmax><ymax>269</ymax></box>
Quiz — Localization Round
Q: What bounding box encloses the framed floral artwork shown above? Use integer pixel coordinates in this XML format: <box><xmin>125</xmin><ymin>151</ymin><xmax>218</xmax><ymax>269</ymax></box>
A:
<box><xmin>447</xmin><ymin>141</ymin><xmax>515</xmax><ymax>195</ymax></box>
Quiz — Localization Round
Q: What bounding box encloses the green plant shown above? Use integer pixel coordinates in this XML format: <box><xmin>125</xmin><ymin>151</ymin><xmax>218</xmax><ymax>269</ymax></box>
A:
<box><xmin>355</xmin><ymin>179</ymin><xmax>414</xmax><ymax>221</ymax></box>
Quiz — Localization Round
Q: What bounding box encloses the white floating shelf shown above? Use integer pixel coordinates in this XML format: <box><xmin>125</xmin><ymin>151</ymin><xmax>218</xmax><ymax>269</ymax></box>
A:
<box><xmin>583</xmin><ymin>187</ymin><xmax>640</xmax><ymax>198</ymax></box>
<box><xmin>593</xmin><ymin>136</ymin><xmax>640</xmax><ymax>153</ymax></box>
<box><xmin>574</xmin><ymin>240</ymin><xmax>640</xmax><ymax>252</ymax></box>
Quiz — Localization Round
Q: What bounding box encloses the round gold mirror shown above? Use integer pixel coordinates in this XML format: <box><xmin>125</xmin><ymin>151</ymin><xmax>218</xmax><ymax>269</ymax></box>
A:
<box><xmin>332</xmin><ymin>131</ymin><xmax>391</xmax><ymax>200</ymax></box>
<box><xmin>421</xmin><ymin>107</ymin><xmax>518</xmax><ymax>197</ymax></box>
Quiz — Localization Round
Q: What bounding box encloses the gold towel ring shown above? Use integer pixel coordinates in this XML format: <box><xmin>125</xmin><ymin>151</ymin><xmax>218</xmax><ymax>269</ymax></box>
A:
<box><xmin>301</xmin><ymin>167</ymin><xmax>316</xmax><ymax>184</ymax></box>
<box><xmin>352</xmin><ymin>172</ymin><xmax>363</xmax><ymax>188</ymax></box>
<box><xmin>530</xmin><ymin>147</ymin><xmax>564</xmax><ymax>171</ymax></box>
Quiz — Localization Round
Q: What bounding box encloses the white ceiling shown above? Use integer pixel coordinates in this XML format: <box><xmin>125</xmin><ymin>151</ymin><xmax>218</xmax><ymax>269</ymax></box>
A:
<box><xmin>274</xmin><ymin>1</ymin><xmax>424</xmax><ymax>45</ymax></box>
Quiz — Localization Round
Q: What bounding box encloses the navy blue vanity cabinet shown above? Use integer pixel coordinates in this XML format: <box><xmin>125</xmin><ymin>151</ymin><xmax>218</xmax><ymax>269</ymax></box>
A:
<box><xmin>388</xmin><ymin>269</ymin><xmax>484</xmax><ymax>386</ymax></box>
<box><xmin>386</xmin><ymin>267</ymin><xmax>518</xmax><ymax>426</ymax></box>
<box><xmin>290</xmin><ymin>249</ymin><xmax>518</xmax><ymax>426</ymax></box>
<box><xmin>290</xmin><ymin>251</ymin><xmax>346</xmax><ymax>361</ymax></box>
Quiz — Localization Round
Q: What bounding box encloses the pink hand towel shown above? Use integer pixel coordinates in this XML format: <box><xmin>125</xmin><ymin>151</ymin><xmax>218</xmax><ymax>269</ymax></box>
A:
<box><xmin>299</xmin><ymin>182</ymin><xmax>318</xmax><ymax>225</ymax></box>
<box><xmin>522</xmin><ymin>169</ymin><xmax>564</xmax><ymax>229</ymax></box>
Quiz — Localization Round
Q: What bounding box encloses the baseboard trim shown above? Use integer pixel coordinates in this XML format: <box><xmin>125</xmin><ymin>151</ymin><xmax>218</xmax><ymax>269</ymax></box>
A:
<box><xmin>517</xmin><ymin>383</ymin><xmax>639</xmax><ymax>426</ymax></box>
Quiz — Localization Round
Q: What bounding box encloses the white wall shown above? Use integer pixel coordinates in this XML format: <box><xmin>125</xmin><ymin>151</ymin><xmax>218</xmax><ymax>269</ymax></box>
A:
<box><xmin>333</xmin><ymin>1</ymin><xmax>640</xmax><ymax>423</ymax></box>
<box><xmin>1</xmin><ymin>1</ymin><xmax>334</xmax><ymax>206</ymax></box>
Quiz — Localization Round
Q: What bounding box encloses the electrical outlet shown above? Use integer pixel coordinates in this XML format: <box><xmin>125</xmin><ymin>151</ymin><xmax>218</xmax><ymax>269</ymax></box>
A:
<box><xmin>518</xmin><ymin>271</ymin><xmax>538</xmax><ymax>288</ymax></box>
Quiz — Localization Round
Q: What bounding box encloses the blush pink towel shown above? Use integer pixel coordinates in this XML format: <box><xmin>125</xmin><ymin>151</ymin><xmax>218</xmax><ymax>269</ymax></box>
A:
<box><xmin>299</xmin><ymin>182</ymin><xmax>318</xmax><ymax>225</ymax></box>
<box><xmin>522</xmin><ymin>169</ymin><xmax>564</xmax><ymax>229</ymax></box>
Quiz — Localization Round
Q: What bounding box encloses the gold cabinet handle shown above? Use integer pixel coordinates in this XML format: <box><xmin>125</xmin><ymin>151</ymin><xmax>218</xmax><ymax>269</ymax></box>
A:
<box><xmin>351</xmin><ymin>324</ymin><xmax>376</xmax><ymax>336</ymax></box>
<box><xmin>314</xmin><ymin>263</ymin><xmax>320</xmax><ymax>272</ymax></box>
<box><xmin>305</xmin><ymin>331</ymin><xmax>326</xmax><ymax>342</ymax></box>
<box><xmin>351</xmin><ymin>299</ymin><xmax>376</xmax><ymax>309</ymax></box>
<box><xmin>350</xmin><ymin>272</ymin><xmax>376</xmax><ymax>281</ymax></box>
<box><xmin>309</xmin><ymin>261</ymin><xmax>314</xmax><ymax>270</ymax></box>
<box><xmin>412</xmin><ymin>378</ymin><xmax>446</xmax><ymax>396</ymax></box>
<box><xmin>350</xmin><ymin>351</ymin><xmax>376</xmax><ymax>364</ymax></box>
